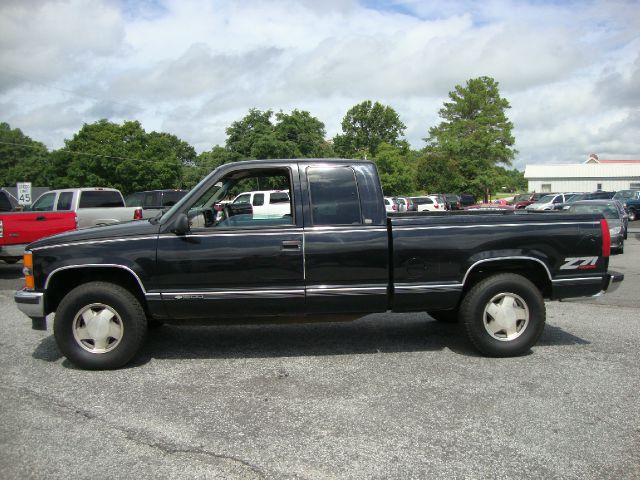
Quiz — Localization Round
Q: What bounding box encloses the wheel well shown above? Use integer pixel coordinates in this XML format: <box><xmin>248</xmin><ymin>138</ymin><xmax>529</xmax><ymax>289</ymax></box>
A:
<box><xmin>462</xmin><ymin>260</ymin><xmax>551</xmax><ymax>300</ymax></box>
<box><xmin>44</xmin><ymin>267</ymin><xmax>146</xmax><ymax>315</ymax></box>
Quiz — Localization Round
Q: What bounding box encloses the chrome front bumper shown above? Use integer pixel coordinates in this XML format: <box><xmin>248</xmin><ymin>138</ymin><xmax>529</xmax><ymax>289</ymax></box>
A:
<box><xmin>14</xmin><ymin>289</ymin><xmax>45</xmax><ymax>319</ymax></box>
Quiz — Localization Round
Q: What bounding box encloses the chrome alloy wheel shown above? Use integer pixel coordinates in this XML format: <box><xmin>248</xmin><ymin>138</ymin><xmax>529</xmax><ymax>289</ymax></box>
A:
<box><xmin>72</xmin><ymin>303</ymin><xmax>124</xmax><ymax>354</ymax></box>
<box><xmin>482</xmin><ymin>293</ymin><xmax>529</xmax><ymax>341</ymax></box>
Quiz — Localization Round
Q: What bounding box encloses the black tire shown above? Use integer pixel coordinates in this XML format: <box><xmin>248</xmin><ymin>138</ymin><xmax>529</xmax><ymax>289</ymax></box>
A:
<box><xmin>460</xmin><ymin>273</ymin><xmax>545</xmax><ymax>357</ymax></box>
<box><xmin>428</xmin><ymin>310</ymin><xmax>459</xmax><ymax>323</ymax></box>
<box><xmin>3</xmin><ymin>258</ymin><xmax>19</xmax><ymax>264</ymax></box>
<box><xmin>629</xmin><ymin>209</ymin><xmax>637</xmax><ymax>222</ymax></box>
<box><xmin>54</xmin><ymin>282</ymin><xmax>147</xmax><ymax>370</ymax></box>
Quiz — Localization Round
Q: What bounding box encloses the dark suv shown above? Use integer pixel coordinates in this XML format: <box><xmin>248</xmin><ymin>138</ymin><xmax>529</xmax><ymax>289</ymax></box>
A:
<box><xmin>459</xmin><ymin>193</ymin><xmax>476</xmax><ymax>208</ymax></box>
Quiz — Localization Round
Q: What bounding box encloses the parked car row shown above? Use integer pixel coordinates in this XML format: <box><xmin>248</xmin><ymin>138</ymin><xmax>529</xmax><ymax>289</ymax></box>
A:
<box><xmin>387</xmin><ymin>193</ymin><xmax>476</xmax><ymax>213</ymax></box>
<box><xmin>1</xmin><ymin>187</ymin><xmax>175</xmax><ymax>263</ymax></box>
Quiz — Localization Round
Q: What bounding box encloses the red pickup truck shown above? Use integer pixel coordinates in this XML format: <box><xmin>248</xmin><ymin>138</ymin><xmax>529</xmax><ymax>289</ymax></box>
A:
<box><xmin>0</xmin><ymin>211</ymin><xmax>77</xmax><ymax>263</ymax></box>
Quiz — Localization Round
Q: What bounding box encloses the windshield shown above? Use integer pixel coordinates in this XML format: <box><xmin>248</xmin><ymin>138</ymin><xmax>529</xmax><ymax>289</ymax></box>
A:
<box><xmin>567</xmin><ymin>193</ymin><xmax>585</xmax><ymax>202</ymax></box>
<box><xmin>158</xmin><ymin>172</ymin><xmax>215</xmax><ymax>224</ymax></box>
<box><xmin>537</xmin><ymin>195</ymin><xmax>555</xmax><ymax>203</ymax></box>
<box><xmin>613</xmin><ymin>190</ymin><xmax>640</xmax><ymax>200</ymax></box>
<box><xmin>569</xmin><ymin>204</ymin><xmax>619</xmax><ymax>219</ymax></box>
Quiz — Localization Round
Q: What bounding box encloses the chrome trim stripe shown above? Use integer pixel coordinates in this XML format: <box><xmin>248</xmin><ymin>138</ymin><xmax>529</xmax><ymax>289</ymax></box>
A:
<box><xmin>45</xmin><ymin>264</ymin><xmax>147</xmax><ymax>293</ymax></box>
<box><xmin>306</xmin><ymin>227</ymin><xmax>388</xmax><ymax>234</ymax></box>
<box><xmin>395</xmin><ymin>283</ymin><xmax>463</xmax><ymax>291</ymax></box>
<box><xmin>159</xmin><ymin>229</ymin><xmax>304</xmax><ymax>239</ymax></box>
<box><xmin>393</xmin><ymin>221</ymin><xmax>599</xmax><ymax>232</ymax></box>
<box><xmin>462</xmin><ymin>256</ymin><xmax>553</xmax><ymax>283</ymax></box>
<box><xmin>161</xmin><ymin>289</ymin><xmax>305</xmax><ymax>300</ymax></box>
<box><xmin>32</xmin><ymin>236</ymin><xmax>156</xmax><ymax>251</ymax></box>
<box><xmin>552</xmin><ymin>277</ymin><xmax>603</xmax><ymax>284</ymax></box>
<box><xmin>307</xmin><ymin>286</ymin><xmax>387</xmax><ymax>296</ymax></box>
<box><xmin>145</xmin><ymin>293</ymin><xmax>162</xmax><ymax>298</ymax></box>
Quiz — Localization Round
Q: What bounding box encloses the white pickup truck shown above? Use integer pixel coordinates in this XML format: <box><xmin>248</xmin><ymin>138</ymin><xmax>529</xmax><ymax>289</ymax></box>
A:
<box><xmin>28</xmin><ymin>188</ymin><xmax>142</xmax><ymax>228</ymax></box>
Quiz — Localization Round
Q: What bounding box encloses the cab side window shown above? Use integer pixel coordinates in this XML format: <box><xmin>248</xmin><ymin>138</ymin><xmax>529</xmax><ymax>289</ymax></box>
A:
<box><xmin>56</xmin><ymin>192</ymin><xmax>73</xmax><ymax>211</ymax></box>
<box><xmin>308</xmin><ymin>167</ymin><xmax>362</xmax><ymax>225</ymax></box>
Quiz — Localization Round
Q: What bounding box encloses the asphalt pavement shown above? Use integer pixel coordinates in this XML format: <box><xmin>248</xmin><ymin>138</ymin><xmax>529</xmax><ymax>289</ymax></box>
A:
<box><xmin>0</xmin><ymin>229</ymin><xmax>639</xmax><ymax>479</ymax></box>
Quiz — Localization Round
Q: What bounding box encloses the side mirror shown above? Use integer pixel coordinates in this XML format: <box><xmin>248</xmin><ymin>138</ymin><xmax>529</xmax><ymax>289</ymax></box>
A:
<box><xmin>172</xmin><ymin>213</ymin><xmax>190</xmax><ymax>235</ymax></box>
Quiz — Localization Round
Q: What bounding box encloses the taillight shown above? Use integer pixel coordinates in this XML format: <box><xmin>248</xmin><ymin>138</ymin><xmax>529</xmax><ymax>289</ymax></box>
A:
<box><xmin>600</xmin><ymin>219</ymin><xmax>610</xmax><ymax>258</ymax></box>
<box><xmin>392</xmin><ymin>204</ymin><xmax>397</xmax><ymax>211</ymax></box>
<box><xmin>434</xmin><ymin>203</ymin><xmax>439</xmax><ymax>209</ymax></box>
<box><xmin>23</xmin><ymin>252</ymin><xmax>35</xmax><ymax>289</ymax></box>
<box><xmin>134</xmin><ymin>208</ymin><xmax>143</xmax><ymax>220</ymax></box>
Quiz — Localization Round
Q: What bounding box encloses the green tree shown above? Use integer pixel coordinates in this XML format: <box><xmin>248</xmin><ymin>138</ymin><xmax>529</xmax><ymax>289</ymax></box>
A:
<box><xmin>493</xmin><ymin>167</ymin><xmax>527</xmax><ymax>194</ymax></box>
<box><xmin>182</xmin><ymin>145</ymin><xmax>241</xmax><ymax>188</ymax></box>
<box><xmin>49</xmin><ymin>119</ymin><xmax>195</xmax><ymax>194</ymax></box>
<box><xmin>414</xmin><ymin>150</ymin><xmax>464</xmax><ymax>194</ymax></box>
<box><xmin>425</xmin><ymin>77</ymin><xmax>516</xmax><ymax>201</ymax></box>
<box><xmin>334</xmin><ymin>101</ymin><xmax>408</xmax><ymax>158</ymax></box>
<box><xmin>224</xmin><ymin>109</ymin><xmax>285</xmax><ymax>159</ymax></box>
<box><xmin>0</xmin><ymin>122</ymin><xmax>50</xmax><ymax>186</ymax></box>
<box><xmin>371</xmin><ymin>143</ymin><xmax>415</xmax><ymax>195</ymax></box>
<box><xmin>225</xmin><ymin>108</ymin><xmax>332</xmax><ymax>160</ymax></box>
<box><xmin>274</xmin><ymin>110</ymin><xmax>334</xmax><ymax>158</ymax></box>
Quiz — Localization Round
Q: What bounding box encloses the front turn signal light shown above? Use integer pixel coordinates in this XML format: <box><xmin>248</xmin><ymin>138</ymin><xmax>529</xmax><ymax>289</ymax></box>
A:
<box><xmin>23</xmin><ymin>253</ymin><xmax>35</xmax><ymax>289</ymax></box>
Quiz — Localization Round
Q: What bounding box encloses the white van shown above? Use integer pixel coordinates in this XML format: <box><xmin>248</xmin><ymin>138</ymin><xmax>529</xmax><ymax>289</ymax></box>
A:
<box><xmin>231</xmin><ymin>190</ymin><xmax>291</xmax><ymax>218</ymax></box>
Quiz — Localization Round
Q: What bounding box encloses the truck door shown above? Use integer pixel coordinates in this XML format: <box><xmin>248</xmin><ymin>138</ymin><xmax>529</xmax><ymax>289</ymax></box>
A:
<box><xmin>155</xmin><ymin>164</ymin><xmax>305</xmax><ymax>320</ymax></box>
<box><xmin>302</xmin><ymin>164</ymin><xmax>389</xmax><ymax>314</ymax></box>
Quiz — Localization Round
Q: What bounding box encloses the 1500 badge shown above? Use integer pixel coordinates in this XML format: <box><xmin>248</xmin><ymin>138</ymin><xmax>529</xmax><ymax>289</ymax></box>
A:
<box><xmin>560</xmin><ymin>257</ymin><xmax>599</xmax><ymax>270</ymax></box>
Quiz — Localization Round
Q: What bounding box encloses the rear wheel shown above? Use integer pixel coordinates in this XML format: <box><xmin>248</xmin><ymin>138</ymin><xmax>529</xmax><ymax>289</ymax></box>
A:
<box><xmin>460</xmin><ymin>273</ymin><xmax>545</xmax><ymax>357</ymax></box>
<box><xmin>54</xmin><ymin>282</ymin><xmax>147</xmax><ymax>370</ymax></box>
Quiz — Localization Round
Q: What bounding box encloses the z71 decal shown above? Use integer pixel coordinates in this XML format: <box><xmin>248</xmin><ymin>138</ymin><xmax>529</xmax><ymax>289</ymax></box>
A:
<box><xmin>560</xmin><ymin>257</ymin><xmax>599</xmax><ymax>270</ymax></box>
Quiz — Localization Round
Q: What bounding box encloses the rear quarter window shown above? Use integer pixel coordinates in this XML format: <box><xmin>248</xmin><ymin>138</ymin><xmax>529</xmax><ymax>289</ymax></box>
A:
<box><xmin>308</xmin><ymin>167</ymin><xmax>362</xmax><ymax>225</ymax></box>
<box><xmin>269</xmin><ymin>192</ymin><xmax>289</xmax><ymax>204</ymax></box>
<box><xmin>79</xmin><ymin>191</ymin><xmax>124</xmax><ymax>208</ymax></box>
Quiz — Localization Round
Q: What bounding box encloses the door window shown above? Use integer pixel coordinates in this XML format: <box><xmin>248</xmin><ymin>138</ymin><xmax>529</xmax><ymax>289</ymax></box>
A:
<box><xmin>31</xmin><ymin>192</ymin><xmax>56</xmax><ymax>211</ymax></box>
<box><xmin>188</xmin><ymin>168</ymin><xmax>293</xmax><ymax>229</ymax></box>
<box><xmin>56</xmin><ymin>192</ymin><xmax>73</xmax><ymax>211</ymax></box>
<box><xmin>252</xmin><ymin>193</ymin><xmax>264</xmax><ymax>206</ymax></box>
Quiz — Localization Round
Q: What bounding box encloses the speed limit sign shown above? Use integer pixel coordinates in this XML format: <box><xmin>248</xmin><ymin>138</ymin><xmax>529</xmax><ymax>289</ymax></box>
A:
<box><xmin>17</xmin><ymin>182</ymin><xmax>32</xmax><ymax>206</ymax></box>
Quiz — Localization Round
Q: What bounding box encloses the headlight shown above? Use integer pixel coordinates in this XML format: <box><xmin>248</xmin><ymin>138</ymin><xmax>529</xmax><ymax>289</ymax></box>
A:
<box><xmin>610</xmin><ymin>226</ymin><xmax>622</xmax><ymax>235</ymax></box>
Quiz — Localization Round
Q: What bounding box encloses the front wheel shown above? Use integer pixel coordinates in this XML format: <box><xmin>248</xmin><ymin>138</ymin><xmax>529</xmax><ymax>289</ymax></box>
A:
<box><xmin>54</xmin><ymin>282</ymin><xmax>147</xmax><ymax>370</ymax></box>
<box><xmin>460</xmin><ymin>273</ymin><xmax>545</xmax><ymax>357</ymax></box>
<box><xmin>628</xmin><ymin>209</ymin><xmax>637</xmax><ymax>222</ymax></box>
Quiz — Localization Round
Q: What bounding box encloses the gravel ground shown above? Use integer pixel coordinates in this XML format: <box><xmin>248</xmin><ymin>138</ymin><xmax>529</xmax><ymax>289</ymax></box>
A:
<box><xmin>0</xmin><ymin>228</ymin><xmax>638</xmax><ymax>479</ymax></box>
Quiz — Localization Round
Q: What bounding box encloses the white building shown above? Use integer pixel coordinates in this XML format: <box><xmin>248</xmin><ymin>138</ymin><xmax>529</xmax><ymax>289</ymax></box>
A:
<box><xmin>524</xmin><ymin>154</ymin><xmax>640</xmax><ymax>193</ymax></box>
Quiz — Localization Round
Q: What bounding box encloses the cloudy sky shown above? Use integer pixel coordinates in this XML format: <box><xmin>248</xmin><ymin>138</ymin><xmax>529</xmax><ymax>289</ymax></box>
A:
<box><xmin>1</xmin><ymin>0</ymin><xmax>639</xmax><ymax>169</ymax></box>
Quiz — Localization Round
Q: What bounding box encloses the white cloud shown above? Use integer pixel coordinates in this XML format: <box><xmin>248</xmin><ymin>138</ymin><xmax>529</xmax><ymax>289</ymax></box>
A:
<box><xmin>0</xmin><ymin>0</ymin><xmax>638</xmax><ymax>170</ymax></box>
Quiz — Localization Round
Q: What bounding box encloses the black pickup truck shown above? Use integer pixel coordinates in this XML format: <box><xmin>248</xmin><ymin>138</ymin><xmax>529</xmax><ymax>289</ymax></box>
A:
<box><xmin>15</xmin><ymin>159</ymin><xmax>623</xmax><ymax>369</ymax></box>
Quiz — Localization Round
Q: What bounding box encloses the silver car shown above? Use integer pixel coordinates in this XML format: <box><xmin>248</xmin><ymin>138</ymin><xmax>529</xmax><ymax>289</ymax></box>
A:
<box><xmin>565</xmin><ymin>200</ymin><xmax>626</xmax><ymax>254</ymax></box>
